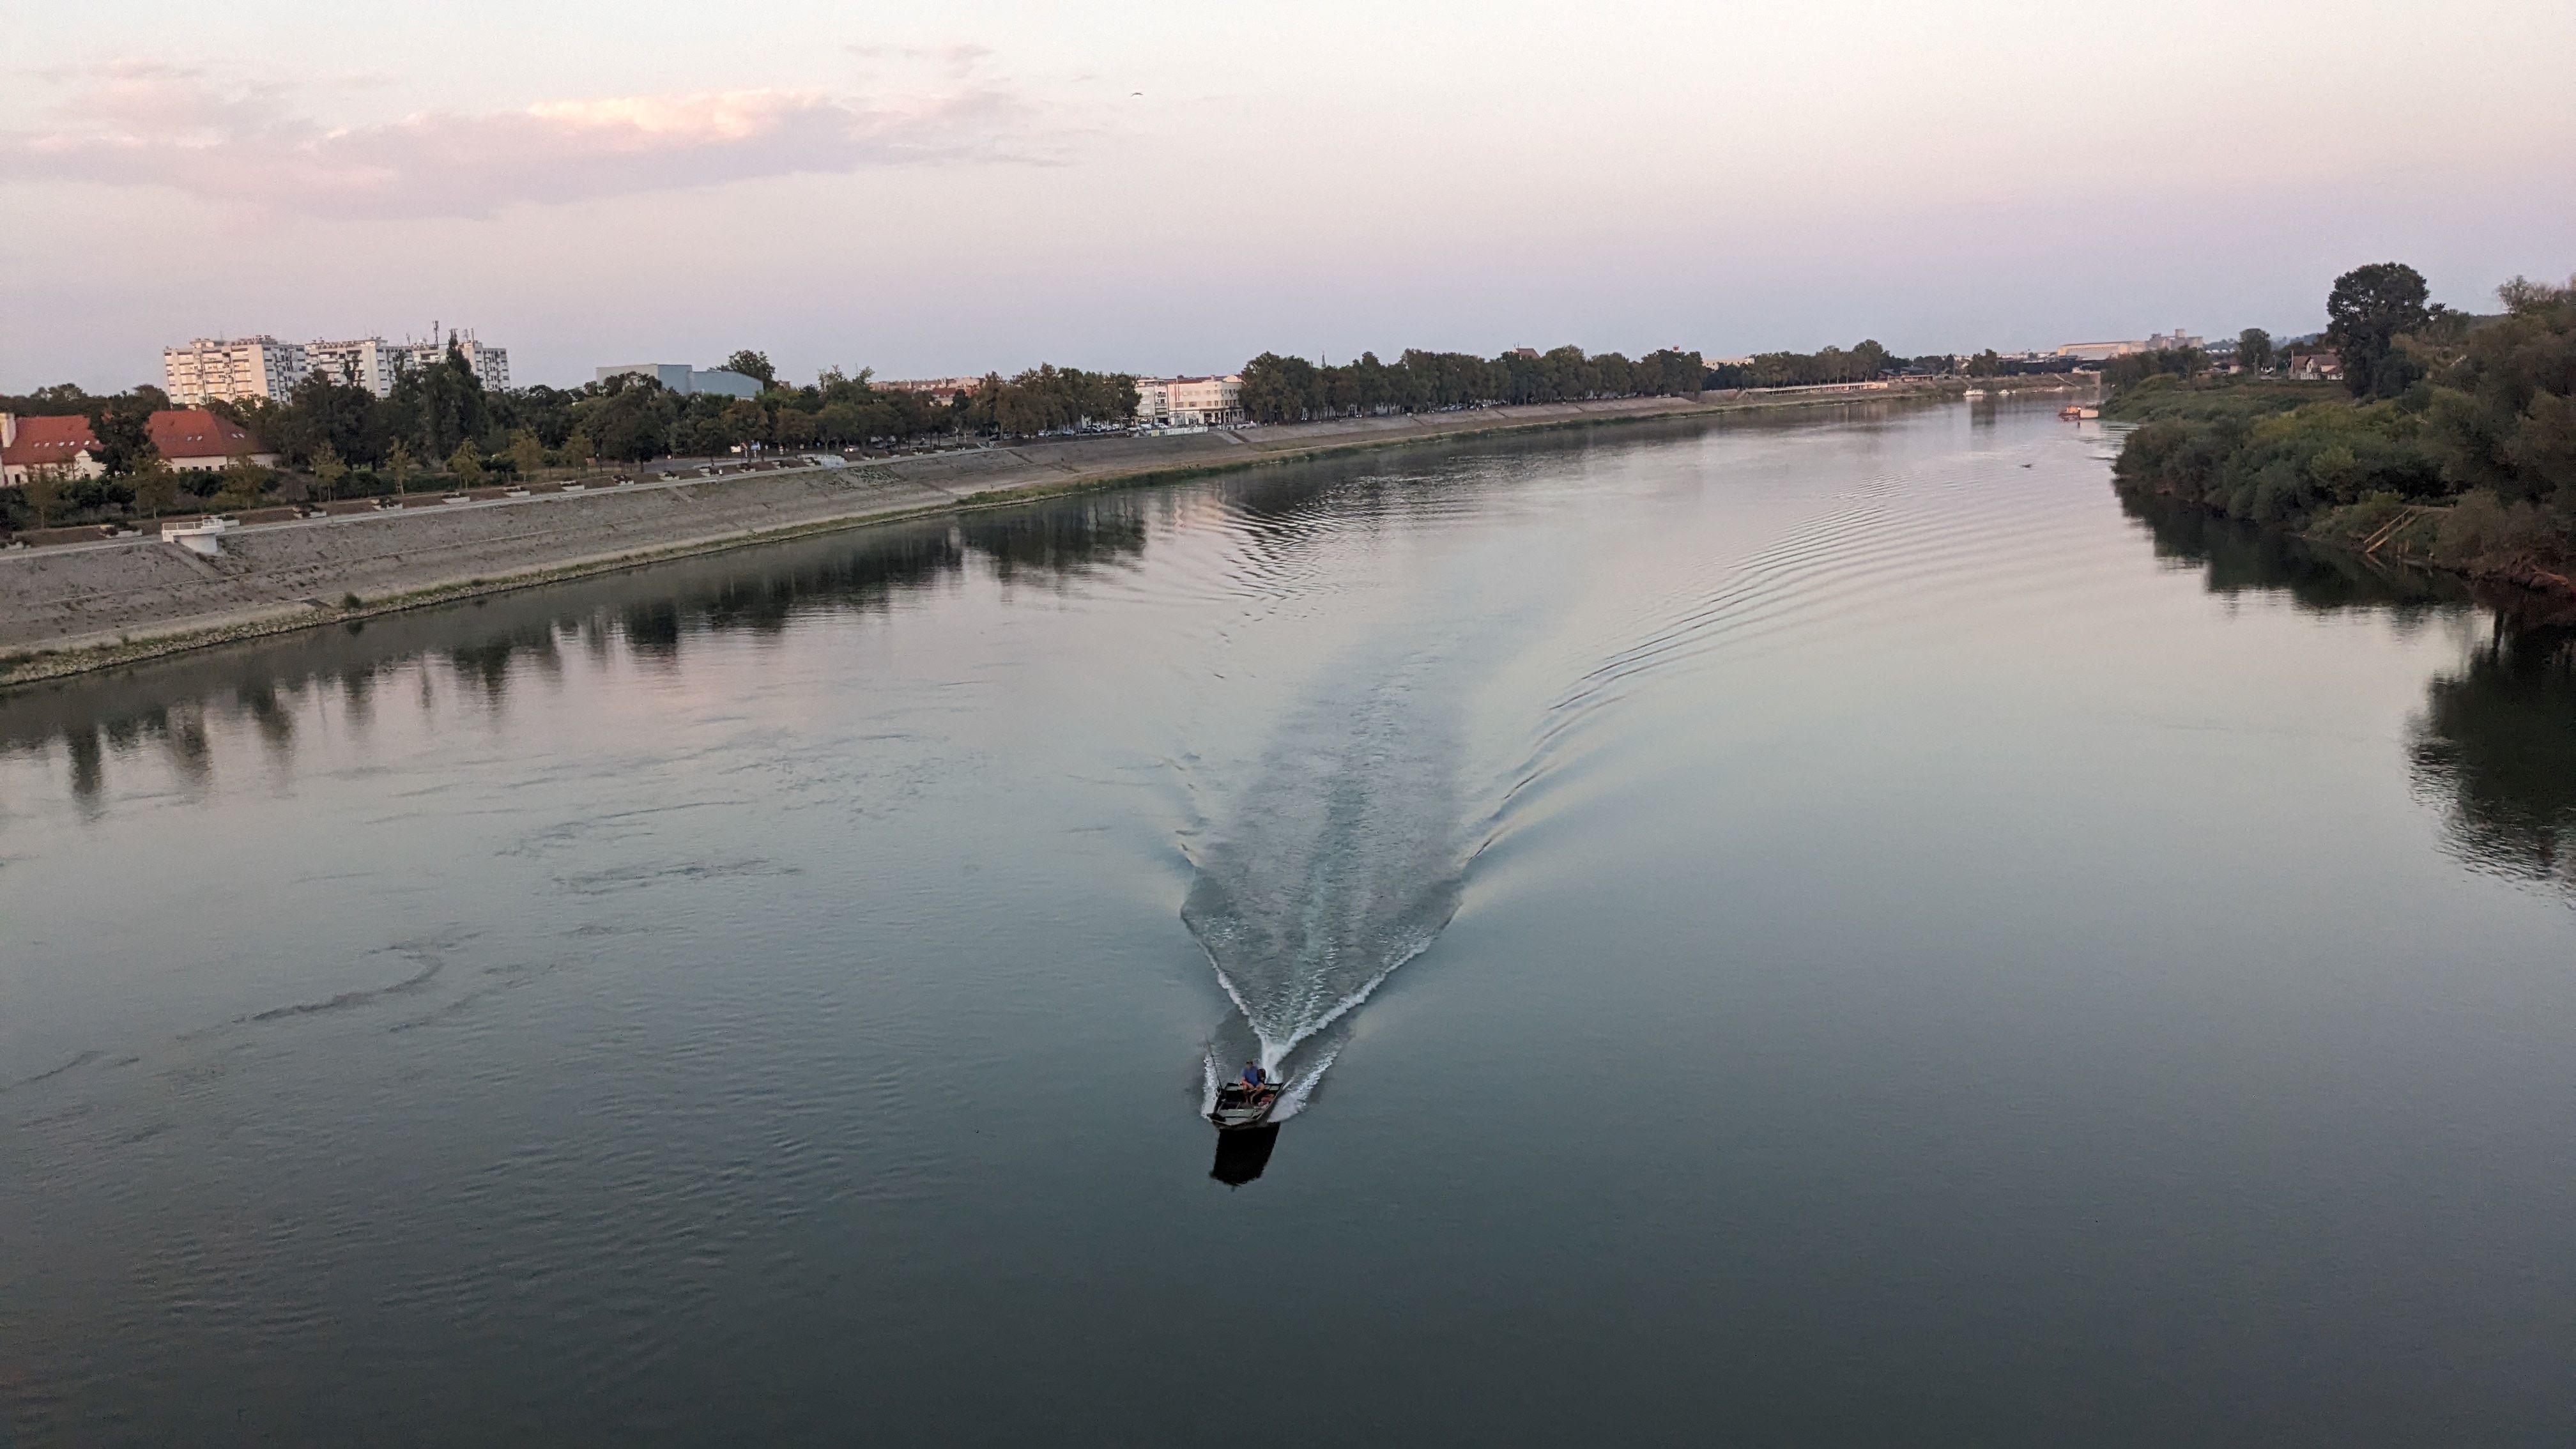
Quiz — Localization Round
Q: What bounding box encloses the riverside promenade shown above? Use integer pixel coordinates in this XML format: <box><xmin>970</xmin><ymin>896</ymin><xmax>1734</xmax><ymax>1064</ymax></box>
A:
<box><xmin>0</xmin><ymin>378</ymin><xmax>2085</xmax><ymax>684</ymax></box>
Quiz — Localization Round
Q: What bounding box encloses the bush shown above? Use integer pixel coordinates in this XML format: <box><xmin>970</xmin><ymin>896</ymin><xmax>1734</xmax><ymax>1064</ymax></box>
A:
<box><xmin>2434</xmin><ymin>489</ymin><xmax>2555</xmax><ymax>571</ymax></box>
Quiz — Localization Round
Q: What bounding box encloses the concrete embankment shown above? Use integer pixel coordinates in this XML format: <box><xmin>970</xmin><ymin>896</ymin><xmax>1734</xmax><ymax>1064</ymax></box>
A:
<box><xmin>0</xmin><ymin>379</ymin><xmax>2086</xmax><ymax>684</ymax></box>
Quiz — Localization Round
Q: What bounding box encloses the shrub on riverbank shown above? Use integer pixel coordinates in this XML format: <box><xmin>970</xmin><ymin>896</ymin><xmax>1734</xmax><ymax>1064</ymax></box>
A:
<box><xmin>2109</xmin><ymin>265</ymin><xmax>2576</xmax><ymax>588</ymax></box>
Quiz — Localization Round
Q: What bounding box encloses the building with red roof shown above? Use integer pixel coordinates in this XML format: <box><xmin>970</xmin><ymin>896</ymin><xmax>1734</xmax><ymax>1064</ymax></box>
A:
<box><xmin>145</xmin><ymin>408</ymin><xmax>278</xmax><ymax>471</ymax></box>
<box><xmin>0</xmin><ymin>409</ymin><xmax>277</xmax><ymax>489</ymax></box>
<box><xmin>0</xmin><ymin>414</ymin><xmax>107</xmax><ymax>488</ymax></box>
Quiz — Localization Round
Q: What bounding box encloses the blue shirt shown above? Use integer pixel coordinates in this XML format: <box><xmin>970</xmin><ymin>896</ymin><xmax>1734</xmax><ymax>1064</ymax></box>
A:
<box><xmin>1241</xmin><ymin>1065</ymin><xmax>1263</xmax><ymax>1087</ymax></box>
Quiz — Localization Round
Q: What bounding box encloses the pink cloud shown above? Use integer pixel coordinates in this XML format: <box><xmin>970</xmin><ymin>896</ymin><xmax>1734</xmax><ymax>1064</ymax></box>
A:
<box><xmin>0</xmin><ymin>70</ymin><xmax>1045</xmax><ymax>217</ymax></box>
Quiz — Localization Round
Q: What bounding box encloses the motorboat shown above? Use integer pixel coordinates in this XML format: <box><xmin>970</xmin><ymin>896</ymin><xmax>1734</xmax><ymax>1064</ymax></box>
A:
<box><xmin>1208</xmin><ymin>1078</ymin><xmax>1281</xmax><ymax>1131</ymax></box>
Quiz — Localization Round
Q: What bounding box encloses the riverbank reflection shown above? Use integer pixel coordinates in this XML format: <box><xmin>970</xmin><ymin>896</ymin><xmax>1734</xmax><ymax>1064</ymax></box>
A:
<box><xmin>2122</xmin><ymin>487</ymin><xmax>2576</xmax><ymax>896</ymax></box>
<box><xmin>0</xmin><ymin>495</ymin><xmax>1160</xmax><ymax>807</ymax></box>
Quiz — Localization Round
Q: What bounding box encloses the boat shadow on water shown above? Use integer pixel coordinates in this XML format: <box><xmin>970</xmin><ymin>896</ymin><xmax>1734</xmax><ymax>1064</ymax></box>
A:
<box><xmin>1209</xmin><ymin>1123</ymin><xmax>1282</xmax><ymax>1187</ymax></box>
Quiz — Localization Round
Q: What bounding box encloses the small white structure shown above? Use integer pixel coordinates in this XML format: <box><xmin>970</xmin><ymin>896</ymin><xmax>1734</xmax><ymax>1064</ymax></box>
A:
<box><xmin>161</xmin><ymin>516</ymin><xmax>234</xmax><ymax>556</ymax></box>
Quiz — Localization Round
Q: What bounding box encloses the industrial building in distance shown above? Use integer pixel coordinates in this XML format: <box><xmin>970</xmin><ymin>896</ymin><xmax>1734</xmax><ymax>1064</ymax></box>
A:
<box><xmin>162</xmin><ymin>331</ymin><xmax>510</xmax><ymax>405</ymax></box>
<box><xmin>592</xmin><ymin>364</ymin><xmax>762</xmax><ymax>399</ymax></box>
<box><xmin>2050</xmin><ymin>330</ymin><xmax>2206</xmax><ymax>362</ymax></box>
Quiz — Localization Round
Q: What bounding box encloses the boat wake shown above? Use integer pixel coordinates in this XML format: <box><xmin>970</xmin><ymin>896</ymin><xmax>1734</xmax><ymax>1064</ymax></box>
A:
<box><xmin>1181</xmin><ymin>640</ymin><xmax>1476</xmax><ymax>1103</ymax></box>
<box><xmin>1177</xmin><ymin>437</ymin><xmax>1991</xmax><ymax>1126</ymax></box>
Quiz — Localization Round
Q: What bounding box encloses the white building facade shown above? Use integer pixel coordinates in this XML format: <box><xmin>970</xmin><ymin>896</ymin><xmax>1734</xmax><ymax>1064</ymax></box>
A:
<box><xmin>1133</xmin><ymin>374</ymin><xmax>1244</xmax><ymax>428</ymax></box>
<box><xmin>307</xmin><ymin>337</ymin><xmax>399</xmax><ymax>395</ymax></box>
<box><xmin>163</xmin><ymin>337</ymin><xmax>307</xmax><ymax>404</ymax></box>
<box><xmin>164</xmin><ymin>331</ymin><xmax>510</xmax><ymax>404</ymax></box>
<box><xmin>417</xmin><ymin>334</ymin><xmax>509</xmax><ymax>392</ymax></box>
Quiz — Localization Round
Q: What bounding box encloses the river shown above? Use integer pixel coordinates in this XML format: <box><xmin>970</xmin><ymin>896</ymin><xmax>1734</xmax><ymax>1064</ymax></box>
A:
<box><xmin>4</xmin><ymin>399</ymin><xmax>2573</xmax><ymax>1443</ymax></box>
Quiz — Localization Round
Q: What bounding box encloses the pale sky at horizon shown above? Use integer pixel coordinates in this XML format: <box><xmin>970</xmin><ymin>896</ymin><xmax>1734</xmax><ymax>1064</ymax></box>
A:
<box><xmin>4</xmin><ymin>0</ymin><xmax>2572</xmax><ymax>392</ymax></box>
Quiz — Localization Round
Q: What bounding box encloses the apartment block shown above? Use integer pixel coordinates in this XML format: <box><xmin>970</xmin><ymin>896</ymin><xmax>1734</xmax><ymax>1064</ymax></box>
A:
<box><xmin>307</xmin><ymin>337</ymin><xmax>400</xmax><ymax>395</ymax></box>
<box><xmin>164</xmin><ymin>331</ymin><xmax>512</xmax><ymax>404</ymax></box>
<box><xmin>424</xmin><ymin>334</ymin><xmax>510</xmax><ymax>392</ymax></box>
<box><xmin>163</xmin><ymin>336</ymin><xmax>307</xmax><ymax>405</ymax></box>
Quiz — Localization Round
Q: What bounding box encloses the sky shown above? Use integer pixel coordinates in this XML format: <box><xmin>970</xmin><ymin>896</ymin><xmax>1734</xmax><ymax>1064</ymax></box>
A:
<box><xmin>4</xmin><ymin>0</ymin><xmax>2573</xmax><ymax>392</ymax></box>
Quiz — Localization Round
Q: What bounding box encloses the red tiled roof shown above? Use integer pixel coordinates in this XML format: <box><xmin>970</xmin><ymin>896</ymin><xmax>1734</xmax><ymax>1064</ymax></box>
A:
<box><xmin>146</xmin><ymin>408</ymin><xmax>265</xmax><ymax>460</ymax></box>
<box><xmin>1</xmin><ymin>414</ymin><xmax>99</xmax><ymax>468</ymax></box>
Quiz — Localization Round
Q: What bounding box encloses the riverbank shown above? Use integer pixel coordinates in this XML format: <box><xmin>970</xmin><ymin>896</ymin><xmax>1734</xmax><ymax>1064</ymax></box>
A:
<box><xmin>2102</xmin><ymin>373</ymin><xmax>2576</xmax><ymax>605</ymax></box>
<box><xmin>0</xmin><ymin>376</ymin><xmax>2087</xmax><ymax>686</ymax></box>
<box><xmin>2117</xmin><ymin>478</ymin><xmax>2576</xmax><ymax>604</ymax></box>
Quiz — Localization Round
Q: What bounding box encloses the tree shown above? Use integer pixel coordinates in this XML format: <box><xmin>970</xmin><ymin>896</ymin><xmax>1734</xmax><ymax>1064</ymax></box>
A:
<box><xmin>312</xmin><ymin>441</ymin><xmax>349</xmax><ymax>496</ymax></box>
<box><xmin>2237</xmin><ymin>328</ymin><xmax>2274</xmax><ymax>374</ymax></box>
<box><xmin>507</xmin><ymin>428</ymin><xmax>545</xmax><ymax>477</ymax></box>
<box><xmin>723</xmin><ymin>350</ymin><xmax>777</xmax><ymax>389</ymax></box>
<box><xmin>82</xmin><ymin>395</ymin><xmax>159</xmax><ymax>475</ymax></box>
<box><xmin>558</xmin><ymin>427</ymin><xmax>596</xmax><ymax>469</ymax></box>
<box><xmin>579</xmin><ymin>379</ymin><xmax>677</xmax><ymax>461</ymax></box>
<box><xmin>20</xmin><ymin>464</ymin><xmax>66</xmax><ymax>528</ymax></box>
<box><xmin>212</xmin><ymin>454</ymin><xmax>272</xmax><ymax>510</ymax></box>
<box><xmin>721</xmin><ymin>398</ymin><xmax>767</xmax><ymax>454</ymax></box>
<box><xmin>2105</xmin><ymin>347</ymin><xmax>2210</xmax><ymax>391</ymax></box>
<box><xmin>2326</xmin><ymin>261</ymin><xmax>2431</xmax><ymax>399</ymax></box>
<box><xmin>447</xmin><ymin>441</ymin><xmax>486</xmax><ymax>484</ymax></box>
<box><xmin>2496</xmin><ymin>275</ymin><xmax>2570</xmax><ymax>316</ymax></box>
<box><xmin>131</xmin><ymin>459</ymin><xmax>180</xmax><ymax>520</ymax></box>
<box><xmin>1240</xmin><ymin>353</ymin><xmax>1322</xmax><ymax>423</ymax></box>
<box><xmin>387</xmin><ymin>440</ymin><xmax>417</xmax><ymax>497</ymax></box>
<box><xmin>394</xmin><ymin>337</ymin><xmax>489</xmax><ymax>459</ymax></box>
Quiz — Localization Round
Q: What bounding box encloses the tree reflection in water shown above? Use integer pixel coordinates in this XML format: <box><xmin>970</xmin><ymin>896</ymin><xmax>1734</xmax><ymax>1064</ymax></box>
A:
<box><xmin>2122</xmin><ymin>487</ymin><xmax>2576</xmax><ymax>896</ymax></box>
<box><xmin>2414</xmin><ymin>621</ymin><xmax>2576</xmax><ymax>889</ymax></box>
<box><xmin>0</xmin><ymin>494</ymin><xmax>1157</xmax><ymax>806</ymax></box>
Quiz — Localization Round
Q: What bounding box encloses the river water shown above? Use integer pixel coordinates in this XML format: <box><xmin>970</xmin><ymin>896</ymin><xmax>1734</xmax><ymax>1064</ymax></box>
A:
<box><xmin>4</xmin><ymin>401</ymin><xmax>2573</xmax><ymax>1443</ymax></box>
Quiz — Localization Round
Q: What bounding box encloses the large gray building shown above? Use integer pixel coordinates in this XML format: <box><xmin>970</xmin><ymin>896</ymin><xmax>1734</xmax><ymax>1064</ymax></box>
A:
<box><xmin>594</xmin><ymin>364</ymin><xmax>762</xmax><ymax>399</ymax></box>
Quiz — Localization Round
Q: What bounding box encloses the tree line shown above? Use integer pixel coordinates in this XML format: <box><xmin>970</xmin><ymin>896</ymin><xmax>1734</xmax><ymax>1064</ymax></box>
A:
<box><xmin>1</xmin><ymin>344</ymin><xmax>1141</xmax><ymax>530</ymax></box>
<box><xmin>222</xmin><ymin>348</ymin><xmax>1140</xmax><ymax>477</ymax></box>
<box><xmin>1236</xmin><ymin>346</ymin><xmax>1710</xmax><ymax>424</ymax></box>
<box><xmin>2109</xmin><ymin>261</ymin><xmax>2576</xmax><ymax>586</ymax></box>
<box><xmin>12</xmin><ymin>321</ymin><xmax>2110</xmax><ymax>535</ymax></box>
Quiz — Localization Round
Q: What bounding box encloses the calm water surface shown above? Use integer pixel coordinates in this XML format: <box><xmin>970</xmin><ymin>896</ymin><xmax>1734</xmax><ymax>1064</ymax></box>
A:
<box><xmin>5</xmin><ymin>402</ymin><xmax>2574</xmax><ymax>1443</ymax></box>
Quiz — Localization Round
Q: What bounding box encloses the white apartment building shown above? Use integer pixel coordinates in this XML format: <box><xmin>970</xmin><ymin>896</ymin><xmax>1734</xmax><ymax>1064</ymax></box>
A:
<box><xmin>1133</xmin><ymin>374</ymin><xmax>1244</xmax><ymax>428</ymax></box>
<box><xmin>163</xmin><ymin>336</ymin><xmax>308</xmax><ymax>405</ymax></box>
<box><xmin>420</xmin><ymin>333</ymin><xmax>510</xmax><ymax>392</ymax></box>
<box><xmin>307</xmin><ymin>337</ymin><xmax>399</xmax><ymax>395</ymax></box>
<box><xmin>164</xmin><ymin>330</ymin><xmax>510</xmax><ymax>404</ymax></box>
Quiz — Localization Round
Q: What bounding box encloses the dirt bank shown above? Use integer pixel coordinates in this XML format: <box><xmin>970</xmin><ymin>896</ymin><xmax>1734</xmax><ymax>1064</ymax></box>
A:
<box><xmin>0</xmin><ymin>378</ymin><xmax>2087</xmax><ymax>686</ymax></box>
